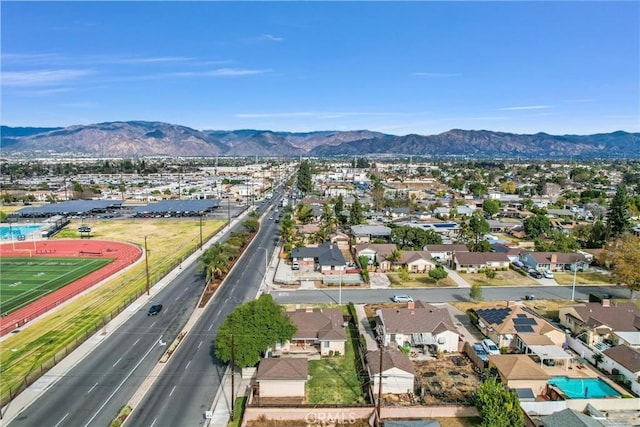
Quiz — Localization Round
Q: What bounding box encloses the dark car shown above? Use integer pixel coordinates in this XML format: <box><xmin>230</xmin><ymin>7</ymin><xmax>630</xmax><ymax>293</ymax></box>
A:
<box><xmin>528</xmin><ymin>269</ymin><xmax>543</xmax><ymax>279</ymax></box>
<box><xmin>524</xmin><ymin>294</ymin><xmax>536</xmax><ymax>300</ymax></box>
<box><xmin>148</xmin><ymin>304</ymin><xmax>163</xmax><ymax>316</ymax></box>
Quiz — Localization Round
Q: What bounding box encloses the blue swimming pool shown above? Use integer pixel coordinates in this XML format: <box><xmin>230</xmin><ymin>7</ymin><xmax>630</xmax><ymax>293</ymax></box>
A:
<box><xmin>548</xmin><ymin>377</ymin><xmax>621</xmax><ymax>399</ymax></box>
<box><xmin>0</xmin><ymin>224</ymin><xmax>43</xmax><ymax>240</ymax></box>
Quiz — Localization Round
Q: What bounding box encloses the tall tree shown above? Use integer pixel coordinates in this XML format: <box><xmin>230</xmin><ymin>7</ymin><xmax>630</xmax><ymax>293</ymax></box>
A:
<box><xmin>468</xmin><ymin>212</ymin><xmax>490</xmax><ymax>251</ymax></box>
<box><xmin>603</xmin><ymin>234</ymin><xmax>640</xmax><ymax>298</ymax></box>
<box><xmin>349</xmin><ymin>195</ymin><xmax>364</xmax><ymax>225</ymax></box>
<box><xmin>523</xmin><ymin>214</ymin><xmax>551</xmax><ymax>239</ymax></box>
<box><xmin>296</xmin><ymin>160</ymin><xmax>313</xmax><ymax>195</ymax></box>
<box><xmin>475</xmin><ymin>378</ymin><xmax>524</xmax><ymax>427</ymax></box>
<box><xmin>606</xmin><ymin>185</ymin><xmax>631</xmax><ymax>238</ymax></box>
<box><xmin>214</xmin><ymin>294</ymin><xmax>296</xmax><ymax>368</ymax></box>
<box><xmin>482</xmin><ymin>199</ymin><xmax>501</xmax><ymax>217</ymax></box>
<box><xmin>371</xmin><ymin>176</ymin><xmax>385</xmax><ymax>211</ymax></box>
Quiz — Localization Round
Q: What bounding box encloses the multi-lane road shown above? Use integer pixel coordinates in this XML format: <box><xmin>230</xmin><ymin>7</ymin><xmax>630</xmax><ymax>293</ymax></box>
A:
<box><xmin>6</xmin><ymin>190</ymin><xmax>621</xmax><ymax>426</ymax></box>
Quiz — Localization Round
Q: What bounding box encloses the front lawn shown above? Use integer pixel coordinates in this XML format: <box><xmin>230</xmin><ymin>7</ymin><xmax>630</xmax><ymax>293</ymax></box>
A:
<box><xmin>387</xmin><ymin>273</ymin><xmax>457</xmax><ymax>288</ymax></box>
<box><xmin>553</xmin><ymin>271</ymin><xmax>616</xmax><ymax>285</ymax></box>
<box><xmin>460</xmin><ymin>269</ymin><xmax>538</xmax><ymax>286</ymax></box>
<box><xmin>306</xmin><ymin>325</ymin><xmax>366</xmax><ymax>404</ymax></box>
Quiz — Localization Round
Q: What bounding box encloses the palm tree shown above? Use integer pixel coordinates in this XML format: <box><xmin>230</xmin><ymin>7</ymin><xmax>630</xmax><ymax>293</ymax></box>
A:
<box><xmin>199</xmin><ymin>242</ymin><xmax>229</xmax><ymax>283</ymax></box>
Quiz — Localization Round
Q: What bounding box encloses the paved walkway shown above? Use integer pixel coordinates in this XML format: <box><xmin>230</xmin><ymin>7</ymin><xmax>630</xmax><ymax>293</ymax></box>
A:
<box><xmin>444</xmin><ymin>267</ymin><xmax>471</xmax><ymax>288</ymax></box>
<box><xmin>354</xmin><ymin>304</ymin><xmax>380</xmax><ymax>351</ymax></box>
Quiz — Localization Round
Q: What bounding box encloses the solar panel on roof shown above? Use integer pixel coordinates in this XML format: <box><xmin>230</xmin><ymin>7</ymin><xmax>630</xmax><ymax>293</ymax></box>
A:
<box><xmin>514</xmin><ymin>325</ymin><xmax>534</xmax><ymax>333</ymax></box>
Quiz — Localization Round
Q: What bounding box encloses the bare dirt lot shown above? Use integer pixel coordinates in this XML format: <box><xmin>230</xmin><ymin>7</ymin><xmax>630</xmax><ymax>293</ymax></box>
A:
<box><xmin>415</xmin><ymin>354</ymin><xmax>481</xmax><ymax>406</ymax></box>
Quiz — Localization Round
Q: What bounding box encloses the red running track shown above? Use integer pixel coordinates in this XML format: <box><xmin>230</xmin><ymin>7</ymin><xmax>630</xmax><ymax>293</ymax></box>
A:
<box><xmin>0</xmin><ymin>239</ymin><xmax>143</xmax><ymax>337</ymax></box>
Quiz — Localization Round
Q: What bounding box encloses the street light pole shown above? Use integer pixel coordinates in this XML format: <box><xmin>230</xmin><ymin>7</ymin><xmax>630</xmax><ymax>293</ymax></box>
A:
<box><xmin>339</xmin><ymin>271</ymin><xmax>342</xmax><ymax>306</ymax></box>
<box><xmin>571</xmin><ymin>264</ymin><xmax>577</xmax><ymax>301</ymax></box>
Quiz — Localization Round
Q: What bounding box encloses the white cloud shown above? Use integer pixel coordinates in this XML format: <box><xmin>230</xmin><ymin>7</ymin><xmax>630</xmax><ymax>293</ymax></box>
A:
<box><xmin>499</xmin><ymin>105</ymin><xmax>551</xmax><ymax>111</ymax></box>
<box><xmin>94</xmin><ymin>55</ymin><xmax>196</xmax><ymax>64</ymax></box>
<box><xmin>170</xmin><ymin>68</ymin><xmax>271</xmax><ymax>77</ymax></box>
<box><xmin>260</xmin><ymin>34</ymin><xmax>284</xmax><ymax>42</ymax></box>
<box><xmin>2</xmin><ymin>69</ymin><xmax>93</xmax><ymax>87</ymax></box>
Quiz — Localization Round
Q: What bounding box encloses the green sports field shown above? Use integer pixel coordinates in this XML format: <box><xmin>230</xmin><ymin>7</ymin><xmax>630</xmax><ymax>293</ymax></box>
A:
<box><xmin>0</xmin><ymin>257</ymin><xmax>114</xmax><ymax>315</ymax></box>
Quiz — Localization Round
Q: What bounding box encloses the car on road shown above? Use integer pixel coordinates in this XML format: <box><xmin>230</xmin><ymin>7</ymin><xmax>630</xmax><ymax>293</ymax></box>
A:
<box><xmin>148</xmin><ymin>304</ymin><xmax>163</xmax><ymax>316</ymax></box>
<box><xmin>481</xmin><ymin>338</ymin><xmax>501</xmax><ymax>355</ymax></box>
<box><xmin>524</xmin><ymin>294</ymin><xmax>536</xmax><ymax>300</ymax></box>
<box><xmin>391</xmin><ymin>294</ymin><xmax>414</xmax><ymax>303</ymax></box>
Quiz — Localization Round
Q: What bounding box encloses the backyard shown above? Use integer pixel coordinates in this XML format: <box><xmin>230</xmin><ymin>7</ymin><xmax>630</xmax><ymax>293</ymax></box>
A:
<box><xmin>306</xmin><ymin>322</ymin><xmax>366</xmax><ymax>404</ymax></box>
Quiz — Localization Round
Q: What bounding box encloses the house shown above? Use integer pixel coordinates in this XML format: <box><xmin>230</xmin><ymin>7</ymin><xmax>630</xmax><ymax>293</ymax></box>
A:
<box><xmin>519</xmin><ymin>252</ymin><xmax>590</xmax><ymax>272</ymax></box>
<box><xmin>351</xmin><ymin>224</ymin><xmax>392</xmax><ymax>243</ymax></box>
<box><xmin>490</xmin><ymin>243</ymin><xmax>523</xmax><ymax>262</ymax></box>
<box><xmin>453</xmin><ymin>252</ymin><xmax>510</xmax><ymax>273</ymax></box>
<box><xmin>602</xmin><ymin>345</ymin><xmax>640</xmax><ymax>387</ymax></box>
<box><xmin>366</xmin><ymin>349</ymin><xmax>417</xmax><ymax>394</ymax></box>
<box><xmin>354</xmin><ymin>243</ymin><xmax>397</xmax><ymax>268</ymax></box>
<box><xmin>397</xmin><ymin>251</ymin><xmax>435</xmax><ymax>273</ymax></box>
<box><xmin>329</xmin><ymin>232</ymin><xmax>350</xmax><ymax>249</ymax></box>
<box><xmin>475</xmin><ymin>305</ymin><xmax>565</xmax><ymax>351</ymax></box>
<box><xmin>375</xmin><ymin>301</ymin><xmax>459</xmax><ymax>353</ymax></box>
<box><xmin>534</xmin><ymin>408</ymin><xmax>604</xmax><ymax>427</ymax></box>
<box><xmin>486</xmin><ymin>219</ymin><xmax>522</xmax><ymax>233</ymax></box>
<box><xmin>488</xmin><ymin>354</ymin><xmax>550</xmax><ymax>395</ymax></box>
<box><xmin>281</xmin><ymin>307</ymin><xmax>347</xmax><ymax>356</ymax></box>
<box><xmin>290</xmin><ymin>242</ymin><xmax>347</xmax><ymax>275</ymax></box>
<box><xmin>256</xmin><ymin>357</ymin><xmax>308</xmax><ymax>398</ymax></box>
<box><xmin>423</xmin><ymin>244</ymin><xmax>468</xmax><ymax>263</ymax></box>
<box><xmin>559</xmin><ymin>301</ymin><xmax>640</xmax><ymax>347</ymax></box>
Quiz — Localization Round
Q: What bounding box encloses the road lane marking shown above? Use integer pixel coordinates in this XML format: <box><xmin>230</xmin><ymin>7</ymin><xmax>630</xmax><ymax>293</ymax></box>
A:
<box><xmin>82</xmin><ymin>335</ymin><xmax>162</xmax><ymax>427</ymax></box>
<box><xmin>169</xmin><ymin>385</ymin><xmax>177</xmax><ymax>397</ymax></box>
<box><xmin>54</xmin><ymin>413</ymin><xmax>69</xmax><ymax>427</ymax></box>
<box><xmin>175</xmin><ymin>295</ymin><xmax>180</xmax><ymax>301</ymax></box>
<box><xmin>133</xmin><ymin>338</ymin><xmax>140</xmax><ymax>346</ymax></box>
<box><xmin>208</xmin><ymin>324</ymin><xmax>213</xmax><ymax>331</ymax></box>
<box><xmin>150</xmin><ymin>321</ymin><xmax>156</xmax><ymax>329</ymax></box>
<box><xmin>197</xmin><ymin>340</ymin><xmax>203</xmax><ymax>349</ymax></box>
<box><xmin>87</xmin><ymin>382</ymin><xmax>98</xmax><ymax>394</ymax></box>
<box><xmin>185</xmin><ymin>360</ymin><xmax>191</xmax><ymax>370</ymax></box>
<box><xmin>150</xmin><ymin>417</ymin><xmax>158</xmax><ymax>427</ymax></box>
<box><xmin>112</xmin><ymin>357</ymin><xmax>122</xmax><ymax>368</ymax></box>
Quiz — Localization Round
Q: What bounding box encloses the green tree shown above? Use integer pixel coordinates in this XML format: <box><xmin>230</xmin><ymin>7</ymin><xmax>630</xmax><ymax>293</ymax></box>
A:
<box><xmin>296</xmin><ymin>203</ymin><xmax>314</xmax><ymax>224</ymax></box>
<box><xmin>523</xmin><ymin>214</ymin><xmax>551</xmax><ymax>239</ymax></box>
<box><xmin>370</xmin><ymin>176</ymin><xmax>385</xmax><ymax>211</ymax></box>
<box><xmin>482</xmin><ymin>199</ymin><xmax>501</xmax><ymax>217</ymax></box>
<box><xmin>468</xmin><ymin>182</ymin><xmax>488</xmax><ymax>197</ymax></box>
<box><xmin>606</xmin><ymin>185</ymin><xmax>631</xmax><ymax>238</ymax></box>
<box><xmin>199</xmin><ymin>242</ymin><xmax>230</xmax><ymax>282</ymax></box>
<box><xmin>242</xmin><ymin>217</ymin><xmax>259</xmax><ymax>233</ymax></box>
<box><xmin>475</xmin><ymin>378</ymin><xmax>524</xmax><ymax>427</ymax></box>
<box><xmin>603</xmin><ymin>234</ymin><xmax>640</xmax><ymax>298</ymax></box>
<box><xmin>428</xmin><ymin>265</ymin><xmax>448</xmax><ymax>281</ymax></box>
<box><xmin>469</xmin><ymin>213</ymin><xmax>490</xmax><ymax>251</ymax></box>
<box><xmin>214</xmin><ymin>294</ymin><xmax>296</xmax><ymax>368</ymax></box>
<box><xmin>470</xmin><ymin>283</ymin><xmax>483</xmax><ymax>301</ymax></box>
<box><xmin>349</xmin><ymin>195</ymin><xmax>364</xmax><ymax>225</ymax></box>
<box><xmin>297</xmin><ymin>160</ymin><xmax>313</xmax><ymax>195</ymax></box>
<box><xmin>484</xmin><ymin>269</ymin><xmax>497</xmax><ymax>283</ymax></box>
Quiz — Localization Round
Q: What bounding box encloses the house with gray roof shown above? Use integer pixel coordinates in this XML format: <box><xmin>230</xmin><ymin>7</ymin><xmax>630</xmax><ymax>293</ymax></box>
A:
<box><xmin>281</xmin><ymin>307</ymin><xmax>347</xmax><ymax>357</ymax></box>
<box><xmin>424</xmin><ymin>244</ymin><xmax>468</xmax><ymax>263</ymax></box>
<box><xmin>559</xmin><ymin>301</ymin><xmax>640</xmax><ymax>347</ymax></box>
<box><xmin>375</xmin><ymin>301</ymin><xmax>459</xmax><ymax>352</ymax></box>
<box><xmin>351</xmin><ymin>224</ymin><xmax>392</xmax><ymax>243</ymax></box>
<box><xmin>602</xmin><ymin>345</ymin><xmax>640</xmax><ymax>395</ymax></box>
<box><xmin>366</xmin><ymin>349</ymin><xmax>417</xmax><ymax>394</ymax></box>
<box><xmin>290</xmin><ymin>242</ymin><xmax>347</xmax><ymax>275</ymax></box>
<box><xmin>519</xmin><ymin>251</ymin><xmax>590</xmax><ymax>272</ymax></box>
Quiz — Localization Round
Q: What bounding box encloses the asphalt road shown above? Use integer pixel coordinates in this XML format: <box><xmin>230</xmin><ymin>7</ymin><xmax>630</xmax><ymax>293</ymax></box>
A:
<box><xmin>8</xmin><ymin>260</ymin><xmax>204</xmax><ymax>427</ymax></box>
<box><xmin>126</xmin><ymin>202</ymin><xmax>281</xmax><ymax>426</ymax></box>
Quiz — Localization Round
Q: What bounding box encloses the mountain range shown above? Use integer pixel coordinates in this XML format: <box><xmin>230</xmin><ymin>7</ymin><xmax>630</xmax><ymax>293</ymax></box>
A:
<box><xmin>2</xmin><ymin>121</ymin><xmax>638</xmax><ymax>159</ymax></box>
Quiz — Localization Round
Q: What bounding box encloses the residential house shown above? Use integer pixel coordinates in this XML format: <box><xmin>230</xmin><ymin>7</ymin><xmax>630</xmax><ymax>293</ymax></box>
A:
<box><xmin>375</xmin><ymin>301</ymin><xmax>459</xmax><ymax>353</ymax></box>
<box><xmin>424</xmin><ymin>244</ymin><xmax>468</xmax><ymax>263</ymax></box>
<box><xmin>397</xmin><ymin>251</ymin><xmax>435</xmax><ymax>273</ymax></box>
<box><xmin>490</xmin><ymin>243</ymin><xmax>523</xmax><ymax>262</ymax></box>
<box><xmin>329</xmin><ymin>231</ymin><xmax>350</xmax><ymax>249</ymax></box>
<box><xmin>290</xmin><ymin>242</ymin><xmax>347</xmax><ymax>275</ymax></box>
<box><xmin>475</xmin><ymin>305</ymin><xmax>566</xmax><ymax>350</ymax></box>
<box><xmin>366</xmin><ymin>349</ymin><xmax>417</xmax><ymax>395</ymax></box>
<box><xmin>602</xmin><ymin>345</ymin><xmax>640</xmax><ymax>389</ymax></box>
<box><xmin>453</xmin><ymin>252</ymin><xmax>510</xmax><ymax>273</ymax></box>
<box><xmin>486</xmin><ymin>219</ymin><xmax>522</xmax><ymax>233</ymax></box>
<box><xmin>281</xmin><ymin>307</ymin><xmax>347</xmax><ymax>356</ymax></box>
<box><xmin>534</xmin><ymin>408</ymin><xmax>605</xmax><ymax>427</ymax></box>
<box><xmin>351</xmin><ymin>224</ymin><xmax>392</xmax><ymax>243</ymax></box>
<box><xmin>256</xmin><ymin>357</ymin><xmax>308</xmax><ymax>398</ymax></box>
<box><xmin>559</xmin><ymin>301</ymin><xmax>640</xmax><ymax>347</ymax></box>
<box><xmin>488</xmin><ymin>354</ymin><xmax>550</xmax><ymax>395</ymax></box>
<box><xmin>386</xmin><ymin>207</ymin><xmax>411</xmax><ymax>219</ymax></box>
<box><xmin>519</xmin><ymin>252</ymin><xmax>590</xmax><ymax>272</ymax></box>
<box><xmin>354</xmin><ymin>243</ymin><xmax>397</xmax><ymax>269</ymax></box>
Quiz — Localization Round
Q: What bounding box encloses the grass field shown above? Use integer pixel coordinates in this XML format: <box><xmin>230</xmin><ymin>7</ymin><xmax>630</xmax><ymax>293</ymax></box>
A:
<box><xmin>0</xmin><ymin>257</ymin><xmax>113</xmax><ymax>315</ymax></box>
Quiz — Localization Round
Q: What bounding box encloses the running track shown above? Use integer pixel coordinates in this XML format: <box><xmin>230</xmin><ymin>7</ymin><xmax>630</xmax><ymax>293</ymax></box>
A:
<box><xmin>0</xmin><ymin>239</ymin><xmax>142</xmax><ymax>336</ymax></box>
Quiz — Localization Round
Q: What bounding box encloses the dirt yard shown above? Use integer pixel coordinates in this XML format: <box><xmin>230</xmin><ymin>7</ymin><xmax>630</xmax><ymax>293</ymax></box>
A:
<box><xmin>415</xmin><ymin>354</ymin><xmax>481</xmax><ymax>405</ymax></box>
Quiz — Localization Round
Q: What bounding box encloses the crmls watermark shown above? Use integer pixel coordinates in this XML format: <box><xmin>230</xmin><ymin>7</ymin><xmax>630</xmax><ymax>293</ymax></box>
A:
<box><xmin>304</xmin><ymin>411</ymin><xmax>358</xmax><ymax>425</ymax></box>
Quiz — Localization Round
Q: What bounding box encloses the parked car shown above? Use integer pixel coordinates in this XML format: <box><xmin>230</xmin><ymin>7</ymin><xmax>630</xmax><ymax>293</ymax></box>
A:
<box><xmin>524</xmin><ymin>294</ymin><xmax>536</xmax><ymax>300</ymax></box>
<box><xmin>528</xmin><ymin>269</ymin><xmax>543</xmax><ymax>279</ymax></box>
<box><xmin>472</xmin><ymin>343</ymin><xmax>489</xmax><ymax>364</ymax></box>
<box><xmin>481</xmin><ymin>338</ymin><xmax>500</xmax><ymax>355</ymax></box>
<box><xmin>543</xmin><ymin>270</ymin><xmax>554</xmax><ymax>279</ymax></box>
<box><xmin>148</xmin><ymin>304</ymin><xmax>163</xmax><ymax>316</ymax></box>
<box><xmin>291</xmin><ymin>262</ymin><xmax>300</xmax><ymax>270</ymax></box>
<box><xmin>391</xmin><ymin>294</ymin><xmax>414</xmax><ymax>303</ymax></box>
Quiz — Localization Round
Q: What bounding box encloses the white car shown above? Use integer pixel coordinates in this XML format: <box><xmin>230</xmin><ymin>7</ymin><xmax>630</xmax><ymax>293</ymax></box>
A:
<box><xmin>481</xmin><ymin>338</ymin><xmax>500</xmax><ymax>355</ymax></box>
<box><xmin>543</xmin><ymin>270</ymin><xmax>554</xmax><ymax>279</ymax></box>
<box><xmin>391</xmin><ymin>294</ymin><xmax>414</xmax><ymax>303</ymax></box>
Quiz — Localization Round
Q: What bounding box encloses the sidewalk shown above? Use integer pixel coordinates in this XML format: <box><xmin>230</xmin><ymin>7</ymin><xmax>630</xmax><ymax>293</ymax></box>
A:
<box><xmin>354</xmin><ymin>304</ymin><xmax>379</xmax><ymax>351</ymax></box>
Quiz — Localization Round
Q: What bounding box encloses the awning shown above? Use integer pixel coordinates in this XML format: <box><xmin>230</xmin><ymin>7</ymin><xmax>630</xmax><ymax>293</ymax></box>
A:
<box><xmin>412</xmin><ymin>333</ymin><xmax>436</xmax><ymax>346</ymax></box>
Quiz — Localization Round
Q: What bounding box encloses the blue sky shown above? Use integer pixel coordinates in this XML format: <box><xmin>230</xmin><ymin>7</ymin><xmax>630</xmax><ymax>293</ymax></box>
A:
<box><xmin>2</xmin><ymin>1</ymin><xmax>639</xmax><ymax>136</ymax></box>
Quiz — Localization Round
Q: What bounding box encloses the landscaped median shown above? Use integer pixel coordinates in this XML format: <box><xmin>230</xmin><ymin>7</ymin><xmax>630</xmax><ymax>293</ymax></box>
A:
<box><xmin>0</xmin><ymin>219</ymin><xmax>225</xmax><ymax>406</ymax></box>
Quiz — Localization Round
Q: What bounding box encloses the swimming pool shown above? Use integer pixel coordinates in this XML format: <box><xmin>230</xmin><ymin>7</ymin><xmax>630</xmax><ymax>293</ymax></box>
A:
<box><xmin>548</xmin><ymin>377</ymin><xmax>621</xmax><ymax>399</ymax></box>
<box><xmin>0</xmin><ymin>224</ymin><xmax>43</xmax><ymax>240</ymax></box>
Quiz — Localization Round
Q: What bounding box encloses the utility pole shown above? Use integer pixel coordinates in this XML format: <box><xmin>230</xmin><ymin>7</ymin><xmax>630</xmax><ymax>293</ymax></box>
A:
<box><xmin>230</xmin><ymin>334</ymin><xmax>235</xmax><ymax>421</ymax></box>
<box><xmin>144</xmin><ymin>236</ymin><xmax>150</xmax><ymax>296</ymax></box>
<box><xmin>377</xmin><ymin>344</ymin><xmax>384</xmax><ymax>425</ymax></box>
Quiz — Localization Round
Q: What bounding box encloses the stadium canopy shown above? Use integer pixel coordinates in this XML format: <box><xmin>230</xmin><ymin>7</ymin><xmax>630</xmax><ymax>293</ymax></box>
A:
<box><xmin>132</xmin><ymin>199</ymin><xmax>220</xmax><ymax>215</ymax></box>
<box><xmin>9</xmin><ymin>200</ymin><xmax>124</xmax><ymax>218</ymax></box>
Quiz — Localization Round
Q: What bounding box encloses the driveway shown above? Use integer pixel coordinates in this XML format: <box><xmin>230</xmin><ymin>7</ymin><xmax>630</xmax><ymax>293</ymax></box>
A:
<box><xmin>369</xmin><ymin>272</ymin><xmax>391</xmax><ymax>289</ymax></box>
